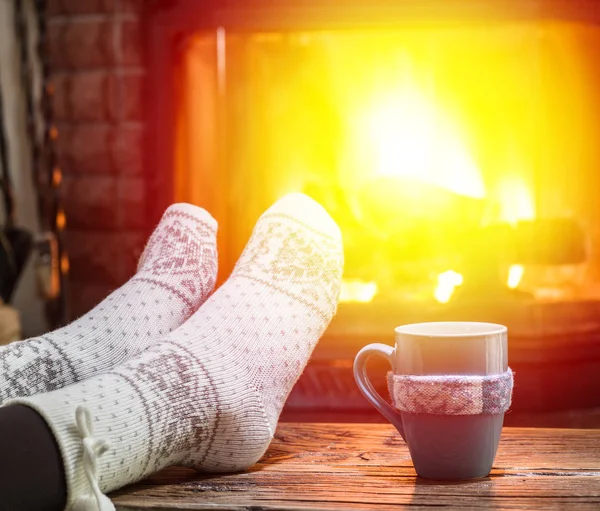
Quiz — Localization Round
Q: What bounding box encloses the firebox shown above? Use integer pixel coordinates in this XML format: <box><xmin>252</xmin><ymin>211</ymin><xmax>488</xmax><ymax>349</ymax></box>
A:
<box><xmin>147</xmin><ymin>1</ymin><xmax>600</xmax><ymax>424</ymax></box>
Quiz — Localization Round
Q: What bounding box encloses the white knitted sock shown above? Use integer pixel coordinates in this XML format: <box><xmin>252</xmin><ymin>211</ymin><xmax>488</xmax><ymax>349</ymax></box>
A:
<box><xmin>9</xmin><ymin>193</ymin><xmax>343</xmax><ymax>509</ymax></box>
<box><xmin>0</xmin><ymin>203</ymin><xmax>217</xmax><ymax>405</ymax></box>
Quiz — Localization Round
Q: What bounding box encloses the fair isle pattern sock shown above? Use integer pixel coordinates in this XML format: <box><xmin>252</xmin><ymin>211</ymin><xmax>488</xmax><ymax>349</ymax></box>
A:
<box><xmin>387</xmin><ymin>369</ymin><xmax>514</xmax><ymax>415</ymax></box>
<box><xmin>0</xmin><ymin>203</ymin><xmax>218</xmax><ymax>405</ymax></box>
<box><xmin>10</xmin><ymin>193</ymin><xmax>343</xmax><ymax>508</ymax></box>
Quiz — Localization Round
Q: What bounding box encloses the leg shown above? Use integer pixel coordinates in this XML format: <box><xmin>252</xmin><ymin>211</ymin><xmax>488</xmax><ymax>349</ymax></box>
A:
<box><xmin>0</xmin><ymin>405</ymin><xmax>66</xmax><ymax>511</ymax></box>
<box><xmin>8</xmin><ymin>193</ymin><xmax>343</xmax><ymax>508</ymax></box>
<box><xmin>0</xmin><ymin>204</ymin><xmax>218</xmax><ymax>405</ymax></box>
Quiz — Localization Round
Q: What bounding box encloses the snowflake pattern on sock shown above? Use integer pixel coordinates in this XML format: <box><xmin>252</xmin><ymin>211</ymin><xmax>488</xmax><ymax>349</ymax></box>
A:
<box><xmin>232</xmin><ymin>212</ymin><xmax>342</xmax><ymax>324</ymax></box>
<box><xmin>136</xmin><ymin>206</ymin><xmax>218</xmax><ymax>315</ymax></box>
<box><xmin>9</xmin><ymin>194</ymin><xmax>343</xmax><ymax>507</ymax></box>
<box><xmin>0</xmin><ymin>204</ymin><xmax>218</xmax><ymax>404</ymax></box>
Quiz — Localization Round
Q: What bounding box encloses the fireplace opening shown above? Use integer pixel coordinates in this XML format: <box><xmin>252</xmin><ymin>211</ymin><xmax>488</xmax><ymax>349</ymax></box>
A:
<box><xmin>150</xmin><ymin>4</ymin><xmax>600</xmax><ymax>424</ymax></box>
<box><xmin>175</xmin><ymin>22</ymin><xmax>600</xmax><ymax>304</ymax></box>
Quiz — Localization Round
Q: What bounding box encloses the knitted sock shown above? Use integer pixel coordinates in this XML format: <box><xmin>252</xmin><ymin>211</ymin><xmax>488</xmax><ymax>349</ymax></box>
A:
<box><xmin>387</xmin><ymin>369</ymin><xmax>514</xmax><ymax>415</ymax></box>
<box><xmin>0</xmin><ymin>203</ymin><xmax>218</xmax><ymax>405</ymax></box>
<box><xmin>9</xmin><ymin>193</ymin><xmax>343</xmax><ymax>509</ymax></box>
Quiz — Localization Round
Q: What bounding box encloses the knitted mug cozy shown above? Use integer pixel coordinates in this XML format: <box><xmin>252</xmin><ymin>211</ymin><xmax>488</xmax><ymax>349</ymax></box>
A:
<box><xmin>387</xmin><ymin>368</ymin><xmax>514</xmax><ymax>415</ymax></box>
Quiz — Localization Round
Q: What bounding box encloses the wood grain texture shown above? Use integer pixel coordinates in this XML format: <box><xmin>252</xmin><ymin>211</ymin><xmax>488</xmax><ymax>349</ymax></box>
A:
<box><xmin>110</xmin><ymin>424</ymin><xmax>600</xmax><ymax>511</ymax></box>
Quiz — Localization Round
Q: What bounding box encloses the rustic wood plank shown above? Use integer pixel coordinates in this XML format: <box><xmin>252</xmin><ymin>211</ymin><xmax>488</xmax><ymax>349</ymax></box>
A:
<box><xmin>110</xmin><ymin>424</ymin><xmax>600</xmax><ymax>511</ymax></box>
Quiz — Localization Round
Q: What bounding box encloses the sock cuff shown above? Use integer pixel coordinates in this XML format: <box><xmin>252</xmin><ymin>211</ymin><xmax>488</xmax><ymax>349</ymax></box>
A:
<box><xmin>387</xmin><ymin>368</ymin><xmax>514</xmax><ymax>415</ymax></box>
<box><xmin>6</xmin><ymin>394</ymin><xmax>99</xmax><ymax>509</ymax></box>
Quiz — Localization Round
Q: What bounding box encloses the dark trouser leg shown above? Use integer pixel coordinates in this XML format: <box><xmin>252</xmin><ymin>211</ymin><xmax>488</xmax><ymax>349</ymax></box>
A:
<box><xmin>0</xmin><ymin>405</ymin><xmax>67</xmax><ymax>511</ymax></box>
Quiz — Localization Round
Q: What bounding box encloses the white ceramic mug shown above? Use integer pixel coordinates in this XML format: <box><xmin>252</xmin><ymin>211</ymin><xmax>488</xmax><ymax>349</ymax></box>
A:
<box><xmin>354</xmin><ymin>322</ymin><xmax>508</xmax><ymax>479</ymax></box>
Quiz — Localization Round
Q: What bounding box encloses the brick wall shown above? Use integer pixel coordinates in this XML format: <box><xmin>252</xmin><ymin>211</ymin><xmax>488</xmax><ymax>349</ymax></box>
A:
<box><xmin>48</xmin><ymin>0</ymin><xmax>149</xmax><ymax>318</ymax></box>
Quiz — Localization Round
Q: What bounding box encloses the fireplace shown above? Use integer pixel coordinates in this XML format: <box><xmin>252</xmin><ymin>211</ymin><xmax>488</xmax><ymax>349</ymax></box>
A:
<box><xmin>139</xmin><ymin>0</ymin><xmax>600</xmax><ymax>424</ymax></box>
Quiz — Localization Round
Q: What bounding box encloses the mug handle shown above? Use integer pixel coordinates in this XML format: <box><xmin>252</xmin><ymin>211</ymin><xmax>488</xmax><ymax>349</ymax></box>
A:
<box><xmin>353</xmin><ymin>343</ymin><xmax>405</xmax><ymax>440</ymax></box>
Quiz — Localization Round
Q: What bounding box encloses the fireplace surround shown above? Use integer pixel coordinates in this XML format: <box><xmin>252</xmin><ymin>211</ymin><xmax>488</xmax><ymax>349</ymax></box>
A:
<box><xmin>50</xmin><ymin>0</ymin><xmax>600</xmax><ymax>425</ymax></box>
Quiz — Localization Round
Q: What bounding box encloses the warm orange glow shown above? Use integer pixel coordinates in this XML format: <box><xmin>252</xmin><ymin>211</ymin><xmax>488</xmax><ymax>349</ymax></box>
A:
<box><xmin>366</xmin><ymin>92</ymin><xmax>485</xmax><ymax>199</ymax></box>
<box><xmin>507</xmin><ymin>264</ymin><xmax>525</xmax><ymax>289</ymax></box>
<box><xmin>52</xmin><ymin>167</ymin><xmax>62</xmax><ymax>187</ymax></box>
<box><xmin>56</xmin><ymin>210</ymin><xmax>66</xmax><ymax>231</ymax></box>
<box><xmin>339</xmin><ymin>279</ymin><xmax>378</xmax><ymax>303</ymax></box>
<box><xmin>434</xmin><ymin>270</ymin><xmax>463</xmax><ymax>304</ymax></box>
<box><xmin>498</xmin><ymin>176</ymin><xmax>535</xmax><ymax>225</ymax></box>
<box><xmin>176</xmin><ymin>22</ymin><xmax>600</xmax><ymax>294</ymax></box>
<box><xmin>60</xmin><ymin>253</ymin><xmax>70</xmax><ymax>275</ymax></box>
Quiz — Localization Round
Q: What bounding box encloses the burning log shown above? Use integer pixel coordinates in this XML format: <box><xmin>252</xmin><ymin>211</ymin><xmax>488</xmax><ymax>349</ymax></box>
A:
<box><xmin>455</xmin><ymin>218</ymin><xmax>587</xmax><ymax>301</ymax></box>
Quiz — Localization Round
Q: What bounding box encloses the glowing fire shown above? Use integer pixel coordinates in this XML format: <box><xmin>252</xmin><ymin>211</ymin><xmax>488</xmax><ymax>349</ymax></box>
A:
<box><xmin>339</xmin><ymin>279</ymin><xmax>378</xmax><ymax>303</ymax></box>
<box><xmin>434</xmin><ymin>270</ymin><xmax>464</xmax><ymax>304</ymax></box>
<box><xmin>367</xmin><ymin>91</ymin><xmax>485</xmax><ymax>199</ymax></box>
<box><xmin>177</xmin><ymin>24</ymin><xmax>597</xmax><ymax>302</ymax></box>
<box><xmin>507</xmin><ymin>264</ymin><xmax>525</xmax><ymax>289</ymax></box>
<box><xmin>364</xmin><ymin>88</ymin><xmax>535</xmax><ymax>304</ymax></box>
<box><xmin>497</xmin><ymin>176</ymin><xmax>535</xmax><ymax>225</ymax></box>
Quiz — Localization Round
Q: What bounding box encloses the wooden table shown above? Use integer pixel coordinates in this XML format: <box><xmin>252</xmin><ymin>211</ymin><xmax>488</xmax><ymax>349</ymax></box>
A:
<box><xmin>111</xmin><ymin>424</ymin><xmax>600</xmax><ymax>510</ymax></box>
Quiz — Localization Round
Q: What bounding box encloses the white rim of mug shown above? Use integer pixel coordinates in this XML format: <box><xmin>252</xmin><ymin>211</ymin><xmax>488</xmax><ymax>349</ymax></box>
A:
<box><xmin>395</xmin><ymin>321</ymin><xmax>507</xmax><ymax>338</ymax></box>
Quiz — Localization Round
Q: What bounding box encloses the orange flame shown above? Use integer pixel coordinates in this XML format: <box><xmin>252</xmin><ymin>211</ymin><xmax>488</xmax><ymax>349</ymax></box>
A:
<box><xmin>367</xmin><ymin>90</ymin><xmax>485</xmax><ymax>199</ymax></box>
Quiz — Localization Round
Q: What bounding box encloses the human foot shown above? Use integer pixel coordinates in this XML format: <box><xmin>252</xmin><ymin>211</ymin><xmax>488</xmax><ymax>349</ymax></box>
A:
<box><xmin>10</xmin><ymin>194</ymin><xmax>343</xmax><ymax>508</ymax></box>
<box><xmin>0</xmin><ymin>203</ymin><xmax>218</xmax><ymax>404</ymax></box>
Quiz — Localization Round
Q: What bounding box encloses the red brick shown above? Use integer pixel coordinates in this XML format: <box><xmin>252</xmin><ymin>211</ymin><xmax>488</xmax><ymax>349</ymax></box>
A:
<box><xmin>48</xmin><ymin>0</ymin><xmax>65</xmax><ymax>15</ymax></box>
<box><xmin>121</xmin><ymin>72</ymin><xmax>145</xmax><ymax>121</ymax></box>
<box><xmin>66</xmin><ymin>231</ymin><xmax>123</xmax><ymax>285</ymax></box>
<box><xmin>52</xmin><ymin>75</ymin><xmax>69</xmax><ymax>120</ymax></box>
<box><xmin>48</xmin><ymin>0</ymin><xmax>115</xmax><ymax>15</ymax></box>
<box><xmin>53</xmin><ymin>72</ymin><xmax>117</xmax><ymax>122</ymax></box>
<box><xmin>48</xmin><ymin>19</ymin><xmax>115</xmax><ymax>70</ymax></box>
<box><xmin>68</xmin><ymin>280</ymin><xmax>115</xmax><ymax>319</ymax></box>
<box><xmin>66</xmin><ymin>229</ymin><xmax>147</xmax><ymax>295</ymax></box>
<box><xmin>62</xmin><ymin>175</ymin><xmax>118</xmax><ymax>229</ymax></box>
<box><xmin>120</xmin><ymin>0</ymin><xmax>145</xmax><ymax>14</ymax></box>
<box><xmin>56</xmin><ymin>124</ymin><xmax>116</xmax><ymax>175</ymax></box>
<box><xmin>115</xmin><ymin>126</ymin><xmax>144</xmax><ymax>176</ymax></box>
<box><xmin>119</xmin><ymin>19</ymin><xmax>143</xmax><ymax>67</ymax></box>
<box><xmin>118</xmin><ymin>177</ymin><xmax>147</xmax><ymax>229</ymax></box>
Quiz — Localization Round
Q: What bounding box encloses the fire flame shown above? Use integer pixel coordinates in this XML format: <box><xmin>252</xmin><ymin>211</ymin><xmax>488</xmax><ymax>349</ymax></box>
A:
<box><xmin>339</xmin><ymin>279</ymin><xmax>378</xmax><ymax>303</ymax></box>
<box><xmin>497</xmin><ymin>176</ymin><xmax>535</xmax><ymax>225</ymax></box>
<box><xmin>368</xmin><ymin>91</ymin><xmax>485</xmax><ymax>199</ymax></box>
<box><xmin>434</xmin><ymin>270</ymin><xmax>464</xmax><ymax>304</ymax></box>
<box><xmin>507</xmin><ymin>264</ymin><xmax>525</xmax><ymax>289</ymax></box>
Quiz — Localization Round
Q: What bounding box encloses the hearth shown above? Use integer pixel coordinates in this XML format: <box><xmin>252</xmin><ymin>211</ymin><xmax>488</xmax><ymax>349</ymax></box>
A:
<box><xmin>146</xmin><ymin>0</ymin><xmax>600</xmax><ymax>424</ymax></box>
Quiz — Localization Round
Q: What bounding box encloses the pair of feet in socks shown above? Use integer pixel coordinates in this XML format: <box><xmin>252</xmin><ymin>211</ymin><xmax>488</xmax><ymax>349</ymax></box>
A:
<box><xmin>0</xmin><ymin>193</ymin><xmax>343</xmax><ymax>510</ymax></box>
